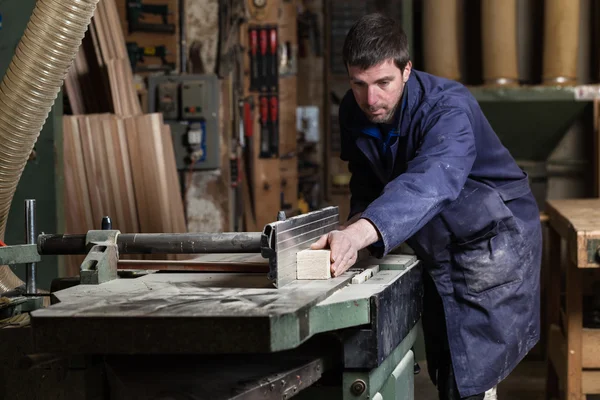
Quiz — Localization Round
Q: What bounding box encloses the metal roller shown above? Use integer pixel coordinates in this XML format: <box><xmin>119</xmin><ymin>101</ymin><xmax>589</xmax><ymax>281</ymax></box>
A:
<box><xmin>38</xmin><ymin>232</ymin><xmax>263</xmax><ymax>255</ymax></box>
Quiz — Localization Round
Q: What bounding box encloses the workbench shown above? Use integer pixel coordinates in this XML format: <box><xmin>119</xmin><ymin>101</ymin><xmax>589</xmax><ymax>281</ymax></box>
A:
<box><xmin>545</xmin><ymin>199</ymin><xmax>600</xmax><ymax>399</ymax></box>
<box><xmin>27</xmin><ymin>254</ymin><xmax>422</xmax><ymax>399</ymax></box>
<box><xmin>0</xmin><ymin>205</ymin><xmax>424</xmax><ymax>399</ymax></box>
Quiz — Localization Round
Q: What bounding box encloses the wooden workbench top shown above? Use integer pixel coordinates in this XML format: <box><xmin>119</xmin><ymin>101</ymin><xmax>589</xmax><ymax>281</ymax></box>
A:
<box><xmin>546</xmin><ymin>199</ymin><xmax>600</xmax><ymax>268</ymax></box>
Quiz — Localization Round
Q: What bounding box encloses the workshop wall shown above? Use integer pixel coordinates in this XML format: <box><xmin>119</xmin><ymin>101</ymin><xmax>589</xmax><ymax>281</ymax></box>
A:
<box><xmin>115</xmin><ymin>0</ymin><xmax>180</xmax><ymax>74</ymax></box>
<box><xmin>297</xmin><ymin>0</ymin><xmax>325</xmax><ymax>213</ymax></box>
<box><xmin>186</xmin><ymin>0</ymin><xmax>219</xmax><ymax>74</ymax></box>
<box><xmin>178</xmin><ymin>0</ymin><xmax>299</xmax><ymax>231</ymax></box>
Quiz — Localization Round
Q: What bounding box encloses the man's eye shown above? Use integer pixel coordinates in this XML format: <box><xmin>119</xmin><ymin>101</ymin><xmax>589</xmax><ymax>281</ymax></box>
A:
<box><xmin>379</xmin><ymin>81</ymin><xmax>390</xmax><ymax>87</ymax></box>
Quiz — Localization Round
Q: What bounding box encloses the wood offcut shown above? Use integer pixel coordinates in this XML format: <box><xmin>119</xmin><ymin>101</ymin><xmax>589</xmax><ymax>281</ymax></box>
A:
<box><xmin>297</xmin><ymin>249</ymin><xmax>331</xmax><ymax>280</ymax></box>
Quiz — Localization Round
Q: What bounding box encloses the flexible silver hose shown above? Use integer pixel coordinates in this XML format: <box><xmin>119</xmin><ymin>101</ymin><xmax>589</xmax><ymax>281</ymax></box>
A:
<box><xmin>0</xmin><ymin>0</ymin><xmax>99</xmax><ymax>292</ymax></box>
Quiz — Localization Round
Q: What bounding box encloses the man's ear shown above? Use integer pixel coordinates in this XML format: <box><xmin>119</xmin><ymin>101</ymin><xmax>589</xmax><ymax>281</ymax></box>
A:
<box><xmin>403</xmin><ymin>61</ymin><xmax>412</xmax><ymax>83</ymax></box>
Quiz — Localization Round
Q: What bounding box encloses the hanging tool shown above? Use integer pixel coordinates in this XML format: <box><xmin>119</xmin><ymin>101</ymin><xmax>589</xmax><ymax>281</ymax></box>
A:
<box><xmin>269</xmin><ymin>95</ymin><xmax>279</xmax><ymax>157</ymax></box>
<box><xmin>126</xmin><ymin>0</ymin><xmax>175</xmax><ymax>34</ymax></box>
<box><xmin>126</xmin><ymin>42</ymin><xmax>175</xmax><ymax>72</ymax></box>
<box><xmin>259</xmin><ymin>95</ymin><xmax>271</xmax><ymax>158</ymax></box>
<box><xmin>259</xmin><ymin>28</ymin><xmax>268</xmax><ymax>92</ymax></box>
<box><xmin>249</xmin><ymin>28</ymin><xmax>259</xmax><ymax>91</ymax></box>
<box><xmin>242</xmin><ymin>96</ymin><xmax>256</xmax><ymax>218</ymax></box>
<box><xmin>269</xmin><ymin>27</ymin><xmax>278</xmax><ymax>92</ymax></box>
<box><xmin>243</xmin><ymin>96</ymin><xmax>255</xmax><ymax>178</ymax></box>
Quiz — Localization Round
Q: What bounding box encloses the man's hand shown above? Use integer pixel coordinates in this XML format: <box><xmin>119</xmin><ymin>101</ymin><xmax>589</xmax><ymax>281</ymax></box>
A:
<box><xmin>311</xmin><ymin>230</ymin><xmax>359</xmax><ymax>276</ymax></box>
<box><xmin>310</xmin><ymin>218</ymin><xmax>380</xmax><ymax>277</ymax></box>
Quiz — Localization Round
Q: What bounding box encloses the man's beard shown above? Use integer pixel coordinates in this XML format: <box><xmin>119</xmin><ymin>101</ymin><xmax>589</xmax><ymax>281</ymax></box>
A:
<box><xmin>364</xmin><ymin>97</ymin><xmax>401</xmax><ymax>124</ymax></box>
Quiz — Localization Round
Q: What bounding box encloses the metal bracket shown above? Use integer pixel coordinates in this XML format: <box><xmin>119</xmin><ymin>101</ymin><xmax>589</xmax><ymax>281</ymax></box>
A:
<box><xmin>80</xmin><ymin>230</ymin><xmax>120</xmax><ymax>285</ymax></box>
<box><xmin>261</xmin><ymin>207</ymin><xmax>339</xmax><ymax>288</ymax></box>
<box><xmin>0</xmin><ymin>244</ymin><xmax>41</xmax><ymax>265</ymax></box>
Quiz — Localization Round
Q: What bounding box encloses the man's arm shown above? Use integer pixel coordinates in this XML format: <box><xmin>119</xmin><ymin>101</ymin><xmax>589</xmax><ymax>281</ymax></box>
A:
<box><xmin>360</xmin><ymin>106</ymin><xmax>476</xmax><ymax>255</ymax></box>
<box><xmin>313</xmin><ymin>106</ymin><xmax>476</xmax><ymax>275</ymax></box>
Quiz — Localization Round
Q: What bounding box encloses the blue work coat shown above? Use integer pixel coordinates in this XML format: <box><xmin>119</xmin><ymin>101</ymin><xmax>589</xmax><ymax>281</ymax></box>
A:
<box><xmin>339</xmin><ymin>69</ymin><xmax>542</xmax><ymax>397</ymax></box>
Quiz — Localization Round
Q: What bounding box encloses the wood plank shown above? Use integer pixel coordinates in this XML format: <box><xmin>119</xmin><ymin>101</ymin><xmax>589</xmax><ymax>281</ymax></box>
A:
<box><xmin>582</xmin><ymin>370</ymin><xmax>600</xmax><ymax>394</ymax></box>
<box><xmin>119</xmin><ymin>253</ymin><xmax>269</xmax><ymax>272</ymax></box>
<box><xmin>100</xmin><ymin>116</ymin><xmax>127</xmax><ymax>231</ymax></box>
<box><xmin>148</xmin><ymin>114</ymin><xmax>172</xmax><ymax>233</ymax></box>
<box><xmin>124</xmin><ymin>116</ymin><xmax>150</xmax><ymax>232</ymax></box>
<box><xmin>117</xmin><ymin>253</ymin><xmax>268</xmax><ymax>272</ymax></box>
<box><xmin>77</xmin><ymin>116</ymin><xmax>106</xmax><ymax>227</ymax></box>
<box><xmin>546</xmin><ymin>199</ymin><xmax>600</xmax><ymax>238</ymax></box>
<box><xmin>566</xmin><ymin>259</ymin><xmax>583</xmax><ymax>400</ymax></box>
<box><xmin>90</xmin><ymin>115</ymin><xmax>120</xmax><ymax>229</ymax></box>
<box><xmin>129</xmin><ymin>115</ymin><xmax>162</xmax><ymax>233</ymax></box>
<box><xmin>582</xmin><ymin>328</ymin><xmax>600</xmax><ymax>368</ymax></box>
<box><xmin>161</xmin><ymin>124</ymin><xmax>186</xmax><ymax>233</ymax></box>
<box><xmin>545</xmin><ymin>226</ymin><xmax>563</xmax><ymax>399</ymax></box>
<box><xmin>66</xmin><ymin>0</ymin><xmax>141</xmax><ymax>116</ymax></box>
<box><xmin>548</xmin><ymin>324</ymin><xmax>567</xmax><ymax>383</ymax></box>
<box><xmin>62</xmin><ymin>117</ymin><xmax>87</xmax><ymax>276</ymax></box>
<box><xmin>546</xmin><ymin>199</ymin><xmax>600</xmax><ymax>268</ymax></box>
<box><xmin>112</xmin><ymin>117</ymin><xmax>139</xmax><ymax>233</ymax></box>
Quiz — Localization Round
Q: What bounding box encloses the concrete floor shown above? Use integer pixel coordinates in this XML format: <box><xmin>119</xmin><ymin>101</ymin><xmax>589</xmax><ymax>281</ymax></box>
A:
<box><xmin>414</xmin><ymin>359</ymin><xmax>546</xmax><ymax>400</ymax></box>
<box><xmin>414</xmin><ymin>358</ymin><xmax>600</xmax><ymax>400</ymax></box>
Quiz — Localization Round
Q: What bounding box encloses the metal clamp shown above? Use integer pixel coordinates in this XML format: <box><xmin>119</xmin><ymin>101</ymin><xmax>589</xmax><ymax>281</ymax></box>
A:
<box><xmin>80</xmin><ymin>230</ymin><xmax>120</xmax><ymax>285</ymax></box>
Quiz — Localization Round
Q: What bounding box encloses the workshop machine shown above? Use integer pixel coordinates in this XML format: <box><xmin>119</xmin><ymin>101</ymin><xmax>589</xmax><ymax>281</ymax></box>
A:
<box><xmin>0</xmin><ymin>202</ymin><xmax>423</xmax><ymax>399</ymax></box>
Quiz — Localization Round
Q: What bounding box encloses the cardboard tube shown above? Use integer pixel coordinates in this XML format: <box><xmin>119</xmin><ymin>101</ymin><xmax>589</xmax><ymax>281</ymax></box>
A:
<box><xmin>543</xmin><ymin>0</ymin><xmax>580</xmax><ymax>85</ymax></box>
<box><xmin>482</xmin><ymin>0</ymin><xmax>519</xmax><ymax>85</ymax></box>
<box><xmin>422</xmin><ymin>0</ymin><xmax>461</xmax><ymax>81</ymax></box>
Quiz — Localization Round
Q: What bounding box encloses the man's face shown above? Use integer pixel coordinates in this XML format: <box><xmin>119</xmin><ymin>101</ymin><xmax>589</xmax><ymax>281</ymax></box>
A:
<box><xmin>348</xmin><ymin>59</ymin><xmax>412</xmax><ymax>124</ymax></box>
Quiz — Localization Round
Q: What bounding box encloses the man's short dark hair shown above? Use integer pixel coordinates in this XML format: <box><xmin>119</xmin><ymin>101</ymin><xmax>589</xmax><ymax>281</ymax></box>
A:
<box><xmin>342</xmin><ymin>13</ymin><xmax>410</xmax><ymax>72</ymax></box>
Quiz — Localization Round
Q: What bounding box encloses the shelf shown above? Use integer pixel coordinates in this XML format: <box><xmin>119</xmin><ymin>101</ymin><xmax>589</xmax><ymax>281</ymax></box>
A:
<box><xmin>468</xmin><ymin>85</ymin><xmax>596</xmax><ymax>162</ymax></box>
<box><xmin>468</xmin><ymin>84</ymin><xmax>600</xmax><ymax>102</ymax></box>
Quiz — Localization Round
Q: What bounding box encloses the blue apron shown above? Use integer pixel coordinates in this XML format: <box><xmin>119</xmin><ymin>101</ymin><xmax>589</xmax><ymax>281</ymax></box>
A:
<box><xmin>339</xmin><ymin>70</ymin><xmax>542</xmax><ymax>397</ymax></box>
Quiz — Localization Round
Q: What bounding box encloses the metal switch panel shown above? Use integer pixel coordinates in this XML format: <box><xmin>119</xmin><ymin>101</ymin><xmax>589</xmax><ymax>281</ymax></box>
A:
<box><xmin>157</xmin><ymin>82</ymin><xmax>179</xmax><ymax>120</ymax></box>
<box><xmin>147</xmin><ymin>74</ymin><xmax>220</xmax><ymax>170</ymax></box>
<box><xmin>181</xmin><ymin>81</ymin><xmax>208</xmax><ymax>119</ymax></box>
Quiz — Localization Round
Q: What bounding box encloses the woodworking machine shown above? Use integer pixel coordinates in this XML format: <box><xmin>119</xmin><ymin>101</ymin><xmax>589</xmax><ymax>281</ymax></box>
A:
<box><xmin>0</xmin><ymin>202</ymin><xmax>423</xmax><ymax>400</ymax></box>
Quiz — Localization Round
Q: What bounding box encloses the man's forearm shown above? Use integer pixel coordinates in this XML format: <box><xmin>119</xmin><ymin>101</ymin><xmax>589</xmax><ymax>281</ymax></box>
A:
<box><xmin>344</xmin><ymin>218</ymin><xmax>381</xmax><ymax>250</ymax></box>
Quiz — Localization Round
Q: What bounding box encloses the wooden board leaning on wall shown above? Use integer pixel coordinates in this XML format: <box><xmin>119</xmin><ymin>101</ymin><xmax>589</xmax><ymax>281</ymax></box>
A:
<box><xmin>62</xmin><ymin>113</ymin><xmax>187</xmax><ymax>276</ymax></box>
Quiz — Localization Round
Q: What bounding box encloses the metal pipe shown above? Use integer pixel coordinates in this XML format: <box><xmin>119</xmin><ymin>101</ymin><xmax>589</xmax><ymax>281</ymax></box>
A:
<box><xmin>38</xmin><ymin>232</ymin><xmax>263</xmax><ymax>255</ymax></box>
<box><xmin>25</xmin><ymin>199</ymin><xmax>36</xmax><ymax>294</ymax></box>
<box><xmin>118</xmin><ymin>233</ymin><xmax>263</xmax><ymax>254</ymax></box>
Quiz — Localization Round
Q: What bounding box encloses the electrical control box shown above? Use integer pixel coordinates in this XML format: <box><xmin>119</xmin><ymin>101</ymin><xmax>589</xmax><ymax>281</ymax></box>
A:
<box><xmin>157</xmin><ymin>82</ymin><xmax>179</xmax><ymax>120</ymax></box>
<box><xmin>148</xmin><ymin>74</ymin><xmax>220</xmax><ymax>171</ymax></box>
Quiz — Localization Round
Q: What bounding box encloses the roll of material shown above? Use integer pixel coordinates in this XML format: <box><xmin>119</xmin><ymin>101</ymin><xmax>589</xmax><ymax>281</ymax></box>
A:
<box><xmin>422</xmin><ymin>0</ymin><xmax>461</xmax><ymax>81</ymax></box>
<box><xmin>482</xmin><ymin>0</ymin><xmax>519</xmax><ymax>86</ymax></box>
<box><xmin>543</xmin><ymin>0</ymin><xmax>580</xmax><ymax>85</ymax></box>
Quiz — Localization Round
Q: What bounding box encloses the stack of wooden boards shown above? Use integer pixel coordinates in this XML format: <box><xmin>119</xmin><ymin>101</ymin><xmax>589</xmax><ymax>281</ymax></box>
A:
<box><xmin>62</xmin><ymin>114</ymin><xmax>186</xmax><ymax>275</ymax></box>
<box><xmin>65</xmin><ymin>0</ymin><xmax>141</xmax><ymax>116</ymax></box>
<box><xmin>62</xmin><ymin>0</ymin><xmax>186</xmax><ymax>276</ymax></box>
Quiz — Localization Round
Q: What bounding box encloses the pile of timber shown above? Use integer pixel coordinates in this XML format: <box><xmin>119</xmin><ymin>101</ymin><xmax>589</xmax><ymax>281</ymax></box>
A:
<box><xmin>61</xmin><ymin>0</ymin><xmax>190</xmax><ymax>275</ymax></box>
<box><xmin>65</xmin><ymin>0</ymin><xmax>141</xmax><ymax>116</ymax></box>
<box><xmin>62</xmin><ymin>114</ymin><xmax>187</xmax><ymax>275</ymax></box>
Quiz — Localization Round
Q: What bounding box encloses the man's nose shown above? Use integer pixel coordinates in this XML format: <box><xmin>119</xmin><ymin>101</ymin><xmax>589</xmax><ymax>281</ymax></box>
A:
<box><xmin>367</xmin><ymin>86</ymin><xmax>378</xmax><ymax>106</ymax></box>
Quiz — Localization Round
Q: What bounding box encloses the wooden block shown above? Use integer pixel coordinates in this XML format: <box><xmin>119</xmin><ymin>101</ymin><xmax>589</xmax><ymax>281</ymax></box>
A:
<box><xmin>351</xmin><ymin>265</ymin><xmax>380</xmax><ymax>284</ymax></box>
<box><xmin>296</xmin><ymin>249</ymin><xmax>331</xmax><ymax>280</ymax></box>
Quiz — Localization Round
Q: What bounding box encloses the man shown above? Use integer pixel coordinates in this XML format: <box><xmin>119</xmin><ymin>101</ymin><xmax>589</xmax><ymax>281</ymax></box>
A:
<box><xmin>311</xmin><ymin>13</ymin><xmax>542</xmax><ymax>400</ymax></box>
